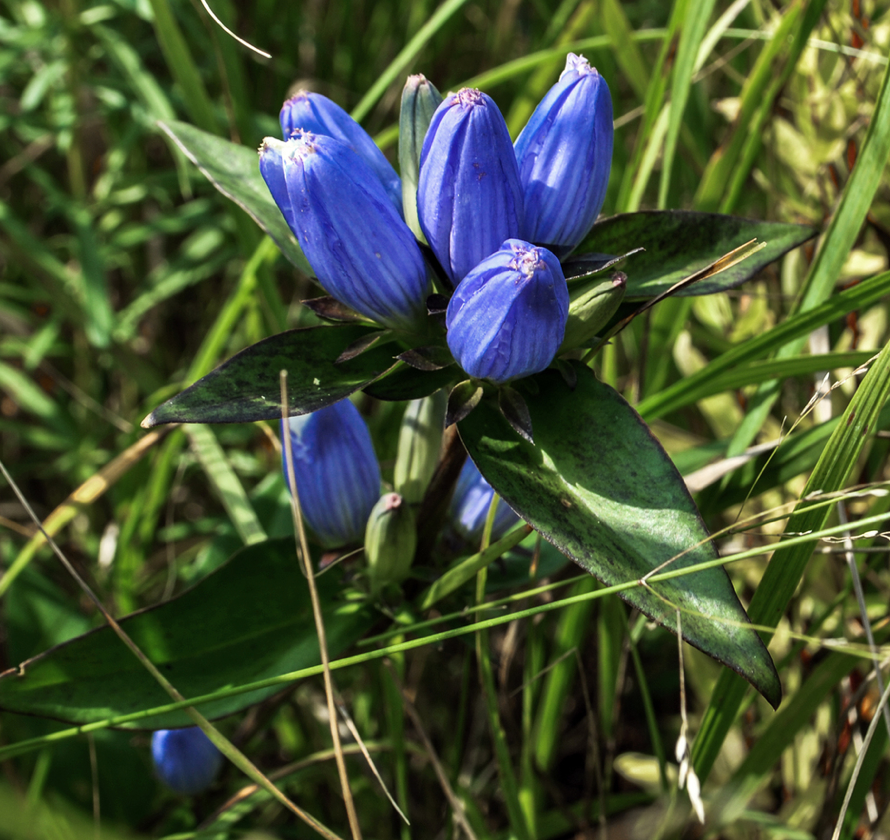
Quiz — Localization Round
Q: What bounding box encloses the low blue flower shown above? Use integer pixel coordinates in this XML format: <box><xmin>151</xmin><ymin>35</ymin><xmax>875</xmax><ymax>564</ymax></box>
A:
<box><xmin>281</xmin><ymin>399</ymin><xmax>381</xmax><ymax>549</ymax></box>
<box><xmin>449</xmin><ymin>459</ymin><xmax>520</xmax><ymax>544</ymax></box>
<box><xmin>280</xmin><ymin>90</ymin><xmax>403</xmax><ymax>212</ymax></box>
<box><xmin>445</xmin><ymin>239</ymin><xmax>568</xmax><ymax>384</ymax></box>
<box><xmin>514</xmin><ymin>53</ymin><xmax>613</xmax><ymax>258</ymax></box>
<box><xmin>417</xmin><ymin>88</ymin><xmax>524</xmax><ymax>286</ymax></box>
<box><xmin>260</xmin><ymin>133</ymin><xmax>431</xmax><ymax>331</ymax></box>
<box><xmin>151</xmin><ymin>728</ymin><xmax>222</xmax><ymax>795</ymax></box>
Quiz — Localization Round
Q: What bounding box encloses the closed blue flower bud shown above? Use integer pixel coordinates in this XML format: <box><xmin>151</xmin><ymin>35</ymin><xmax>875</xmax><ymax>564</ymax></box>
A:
<box><xmin>449</xmin><ymin>459</ymin><xmax>520</xmax><ymax>544</ymax></box>
<box><xmin>260</xmin><ymin>134</ymin><xmax>431</xmax><ymax>331</ymax></box>
<box><xmin>280</xmin><ymin>90</ymin><xmax>403</xmax><ymax>212</ymax></box>
<box><xmin>151</xmin><ymin>728</ymin><xmax>222</xmax><ymax>795</ymax></box>
<box><xmin>514</xmin><ymin>53</ymin><xmax>613</xmax><ymax>258</ymax></box>
<box><xmin>446</xmin><ymin>239</ymin><xmax>569</xmax><ymax>384</ymax></box>
<box><xmin>417</xmin><ymin>89</ymin><xmax>524</xmax><ymax>285</ymax></box>
<box><xmin>281</xmin><ymin>399</ymin><xmax>381</xmax><ymax>549</ymax></box>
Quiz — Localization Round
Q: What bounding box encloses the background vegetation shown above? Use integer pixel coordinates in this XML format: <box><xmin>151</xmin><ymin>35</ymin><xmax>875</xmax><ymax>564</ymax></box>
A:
<box><xmin>2</xmin><ymin>0</ymin><xmax>890</xmax><ymax>837</ymax></box>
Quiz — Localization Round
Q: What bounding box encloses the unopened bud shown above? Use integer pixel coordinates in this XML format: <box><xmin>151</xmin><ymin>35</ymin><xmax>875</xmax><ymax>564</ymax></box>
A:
<box><xmin>559</xmin><ymin>271</ymin><xmax>626</xmax><ymax>351</ymax></box>
<box><xmin>399</xmin><ymin>74</ymin><xmax>443</xmax><ymax>242</ymax></box>
<box><xmin>365</xmin><ymin>492</ymin><xmax>417</xmax><ymax>594</ymax></box>
<box><xmin>393</xmin><ymin>391</ymin><xmax>447</xmax><ymax>504</ymax></box>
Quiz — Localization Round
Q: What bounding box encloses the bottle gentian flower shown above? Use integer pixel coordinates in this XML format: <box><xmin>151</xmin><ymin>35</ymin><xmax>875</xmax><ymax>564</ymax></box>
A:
<box><xmin>514</xmin><ymin>53</ymin><xmax>613</xmax><ymax>258</ymax></box>
<box><xmin>260</xmin><ymin>133</ymin><xmax>431</xmax><ymax>331</ymax></box>
<box><xmin>281</xmin><ymin>399</ymin><xmax>381</xmax><ymax>549</ymax></box>
<box><xmin>446</xmin><ymin>239</ymin><xmax>569</xmax><ymax>384</ymax></box>
<box><xmin>151</xmin><ymin>728</ymin><xmax>222</xmax><ymax>795</ymax></box>
<box><xmin>449</xmin><ymin>459</ymin><xmax>520</xmax><ymax>544</ymax></box>
<box><xmin>417</xmin><ymin>88</ymin><xmax>524</xmax><ymax>286</ymax></box>
<box><xmin>280</xmin><ymin>90</ymin><xmax>403</xmax><ymax>212</ymax></box>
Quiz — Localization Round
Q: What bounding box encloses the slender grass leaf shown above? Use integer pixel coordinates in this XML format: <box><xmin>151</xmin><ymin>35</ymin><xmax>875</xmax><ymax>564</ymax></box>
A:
<box><xmin>145</xmin><ymin>0</ymin><xmax>218</xmax><ymax>133</ymax></box>
<box><xmin>695</xmin><ymin>0</ymin><xmax>816</xmax><ymax>213</ymax></box>
<box><xmin>350</xmin><ymin>0</ymin><xmax>471</xmax><ymax>124</ymax></box>
<box><xmin>639</xmin><ymin>270</ymin><xmax>890</xmax><ymax>420</ymax></box>
<box><xmin>722</xmin><ymin>31</ymin><xmax>890</xmax><ymax>458</ymax></box>
<box><xmin>0</xmin><ymin>538</ymin><xmax>375</xmax><ymax>729</ymax></box>
<box><xmin>693</xmin><ymin>337</ymin><xmax>890</xmax><ymax>780</ymax></box>
<box><xmin>157</xmin><ymin>120</ymin><xmax>311</xmax><ymax>274</ymax></box>
<box><xmin>142</xmin><ymin>324</ymin><xmax>398</xmax><ymax>426</ymax></box>
<box><xmin>458</xmin><ymin>363</ymin><xmax>781</xmax><ymax>706</ymax></box>
<box><xmin>185</xmin><ymin>425</ymin><xmax>266</xmax><ymax>546</ymax></box>
<box><xmin>655</xmin><ymin>350</ymin><xmax>875</xmax><ymax>417</ymax></box>
<box><xmin>659</xmin><ymin>0</ymin><xmax>716</xmax><ymax>207</ymax></box>
<box><xmin>578</xmin><ymin>211</ymin><xmax>817</xmax><ymax>300</ymax></box>
<box><xmin>720</xmin><ymin>640</ymin><xmax>884</xmax><ymax>818</ymax></box>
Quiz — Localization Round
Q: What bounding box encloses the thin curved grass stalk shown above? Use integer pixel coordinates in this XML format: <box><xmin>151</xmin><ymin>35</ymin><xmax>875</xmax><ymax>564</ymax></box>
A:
<box><xmin>198</xmin><ymin>0</ymin><xmax>271</xmax><ymax>59</ymax></box>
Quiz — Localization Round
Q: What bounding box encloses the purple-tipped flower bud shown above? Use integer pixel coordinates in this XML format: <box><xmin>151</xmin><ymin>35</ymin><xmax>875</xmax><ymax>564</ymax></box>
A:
<box><xmin>417</xmin><ymin>89</ymin><xmax>524</xmax><ymax>285</ymax></box>
<box><xmin>446</xmin><ymin>239</ymin><xmax>569</xmax><ymax>384</ymax></box>
<box><xmin>281</xmin><ymin>400</ymin><xmax>381</xmax><ymax>549</ymax></box>
<box><xmin>449</xmin><ymin>459</ymin><xmax>520</xmax><ymax>544</ymax></box>
<box><xmin>260</xmin><ymin>134</ymin><xmax>431</xmax><ymax>331</ymax></box>
<box><xmin>280</xmin><ymin>90</ymin><xmax>402</xmax><ymax>212</ymax></box>
<box><xmin>365</xmin><ymin>492</ymin><xmax>417</xmax><ymax>594</ymax></box>
<box><xmin>151</xmin><ymin>728</ymin><xmax>222</xmax><ymax>795</ymax></box>
<box><xmin>514</xmin><ymin>54</ymin><xmax>613</xmax><ymax>258</ymax></box>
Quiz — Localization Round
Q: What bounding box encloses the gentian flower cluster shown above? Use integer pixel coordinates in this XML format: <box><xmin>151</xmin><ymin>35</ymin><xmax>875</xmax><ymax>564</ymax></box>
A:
<box><xmin>151</xmin><ymin>728</ymin><xmax>222</xmax><ymax>795</ymax></box>
<box><xmin>260</xmin><ymin>53</ymin><xmax>612</xmax><ymax>384</ymax></box>
<box><xmin>281</xmin><ymin>399</ymin><xmax>381</xmax><ymax>549</ymax></box>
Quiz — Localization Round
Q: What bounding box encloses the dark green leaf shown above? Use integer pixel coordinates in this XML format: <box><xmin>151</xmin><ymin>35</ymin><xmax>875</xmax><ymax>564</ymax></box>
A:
<box><xmin>562</xmin><ymin>248</ymin><xmax>643</xmax><ymax>282</ymax></box>
<box><xmin>447</xmin><ymin>380</ymin><xmax>484</xmax><ymax>427</ymax></box>
<box><xmin>578</xmin><ymin>210</ymin><xmax>817</xmax><ymax>300</ymax></box>
<box><xmin>157</xmin><ymin>120</ymin><xmax>311</xmax><ymax>274</ymax></box>
<box><xmin>498</xmin><ymin>386</ymin><xmax>533</xmax><ymax>443</ymax></box>
<box><xmin>143</xmin><ymin>324</ymin><xmax>397</xmax><ymax>426</ymax></box>
<box><xmin>459</xmin><ymin>363</ymin><xmax>781</xmax><ymax>707</ymax></box>
<box><xmin>364</xmin><ymin>362</ymin><xmax>460</xmax><ymax>402</ymax></box>
<box><xmin>0</xmin><ymin>539</ymin><xmax>375</xmax><ymax>729</ymax></box>
<box><xmin>397</xmin><ymin>345</ymin><xmax>454</xmax><ymax>371</ymax></box>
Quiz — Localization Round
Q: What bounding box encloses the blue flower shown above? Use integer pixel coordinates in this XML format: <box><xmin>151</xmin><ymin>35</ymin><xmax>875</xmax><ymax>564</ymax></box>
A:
<box><xmin>514</xmin><ymin>53</ymin><xmax>613</xmax><ymax>258</ymax></box>
<box><xmin>281</xmin><ymin>399</ymin><xmax>381</xmax><ymax>549</ymax></box>
<box><xmin>445</xmin><ymin>239</ymin><xmax>568</xmax><ymax>383</ymax></box>
<box><xmin>260</xmin><ymin>133</ymin><xmax>431</xmax><ymax>331</ymax></box>
<box><xmin>417</xmin><ymin>89</ymin><xmax>524</xmax><ymax>286</ymax></box>
<box><xmin>280</xmin><ymin>90</ymin><xmax>402</xmax><ymax>212</ymax></box>
<box><xmin>449</xmin><ymin>459</ymin><xmax>520</xmax><ymax>543</ymax></box>
<box><xmin>151</xmin><ymin>728</ymin><xmax>222</xmax><ymax>795</ymax></box>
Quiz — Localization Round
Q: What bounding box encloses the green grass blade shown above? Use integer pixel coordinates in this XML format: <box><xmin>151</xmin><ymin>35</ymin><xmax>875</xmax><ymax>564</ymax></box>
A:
<box><xmin>721</xmin><ymin>29</ymin><xmax>890</xmax><ymax>457</ymax></box>
<box><xmin>144</xmin><ymin>0</ymin><xmax>219</xmax><ymax>133</ymax></box>
<box><xmin>638</xmin><ymin>270</ymin><xmax>890</xmax><ymax>420</ymax></box>
<box><xmin>185</xmin><ymin>425</ymin><xmax>266</xmax><ymax>546</ymax></box>
<box><xmin>694</xmin><ymin>0</ymin><xmax>806</xmax><ymax>212</ymax></box>
<box><xmin>658</xmin><ymin>0</ymin><xmax>716</xmax><ymax>208</ymax></box>
<box><xmin>692</xmin><ymin>337</ymin><xmax>890</xmax><ymax>782</ymax></box>
<box><xmin>350</xmin><ymin>0</ymin><xmax>471</xmax><ymax>124</ymax></box>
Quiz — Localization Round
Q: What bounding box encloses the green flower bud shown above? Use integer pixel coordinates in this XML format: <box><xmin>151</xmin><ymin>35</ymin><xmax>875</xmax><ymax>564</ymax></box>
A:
<box><xmin>393</xmin><ymin>391</ymin><xmax>447</xmax><ymax>504</ymax></box>
<box><xmin>399</xmin><ymin>74</ymin><xmax>443</xmax><ymax>242</ymax></box>
<box><xmin>559</xmin><ymin>272</ymin><xmax>626</xmax><ymax>352</ymax></box>
<box><xmin>365</xmin><ymin>492</ymin><xmax>417</xmax><ymax>594</ymax></box>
